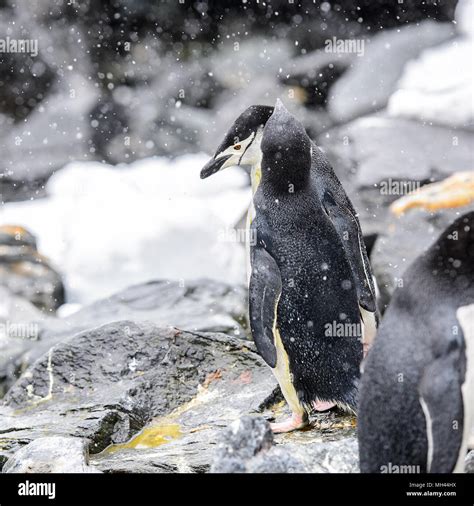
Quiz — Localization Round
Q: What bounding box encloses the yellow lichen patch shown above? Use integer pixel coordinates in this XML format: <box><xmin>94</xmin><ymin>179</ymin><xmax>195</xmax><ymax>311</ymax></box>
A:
<box><xmin>100</xmin><ymin>388</ymin><xmax>217</xmax><ymax>455</ymax></box>
<box><xmin>390</xmin><ymin>171</ymin><xmax>474</xmax><ymax>217</ymax></box>
<box><xmin>104</xmin><ymin>424</ymin><xmax>182</xmax><ymax>453</ymax></box>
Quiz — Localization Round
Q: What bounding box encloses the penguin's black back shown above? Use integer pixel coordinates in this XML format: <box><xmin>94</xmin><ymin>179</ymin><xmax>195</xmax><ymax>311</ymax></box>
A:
<box><xmin>358</xmin><ymin>211</ymin><xmax>474</xmax><ymax>472</ymax></box>
<box><xmin>253</xmin><ymin>104</ymin><xmax>363</xmax><ymax>408</ymax></box>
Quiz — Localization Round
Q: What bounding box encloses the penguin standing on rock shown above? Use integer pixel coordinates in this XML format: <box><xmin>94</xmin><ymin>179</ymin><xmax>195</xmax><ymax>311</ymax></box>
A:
<box><xmin>358</xmin><ymin>211</ymin><xmax>474</xmax><ymax>473</ymax></box>
<box><xmin>201</xmin><ymin>100</ymin><xmax>378</xmax><ymax>433</ymax></box>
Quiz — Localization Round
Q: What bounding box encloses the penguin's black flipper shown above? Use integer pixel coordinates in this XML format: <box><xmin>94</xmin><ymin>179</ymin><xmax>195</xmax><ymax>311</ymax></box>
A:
<box><xmin>249</xmin><ymin>247</ymin><xmax>281</xmax><ymax>368</ymax></box>
<box><xmin>321</xmin><ymin>189</ymin><xmax>376</xmax><ymax>313</ymax></box>
<box><xmin>419</xmin><ymin>345</ymin><xmax>465</xmax><ymax>473</ymax></box>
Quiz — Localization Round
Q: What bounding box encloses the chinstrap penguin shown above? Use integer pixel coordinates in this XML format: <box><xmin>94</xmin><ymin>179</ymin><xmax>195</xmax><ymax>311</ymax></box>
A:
<box><xmin>358</xmin><ymin>211</ymin><xmax>474</xmax><ymax>472</ymax></box>
<box><xmin>201</xmin><ymin>100</ymin><xmax>378</xmax><ymax>432</ymax></box>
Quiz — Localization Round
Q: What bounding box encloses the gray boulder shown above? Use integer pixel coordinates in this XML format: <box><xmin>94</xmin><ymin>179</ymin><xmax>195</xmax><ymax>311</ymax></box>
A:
<box><xmin>318</xmin><ymin>116</ymin><xmax>474</xmax><ymax>240</ymax></box>
<box><xmin>280</xmin><ymin>50</ymin><xmax>353</xmax><ymax>107</ymax></box>
<box><xmin>51</xmin><ymin>278</ymin><xmax>248</xmax><ymax>338</ymax></box>
<box><xmin>0</xmin><ymin>321</ymin><xmax>277</xmax><ymax>471</ymax></box>
<box><xmin>0</xmin><ymin>225</ymin><xmax>64</xmax><ymax>312</ymax></box>
<box><xmin>3</xmin><ymin>436</ymin><xmax>99</xmax><ymax>473</ymax></box>
<box><xmin>371</xmin><ymin>204</ymin><xmax>474</xmax><ymax>309</ymax></box>
<box><xmin>0</xmin><ymin>73</ymin><xmax>98</xmax><ymax>202</ymax></box>
<box><xmin>0</xmin><ymin>317</ymin><xmax>359</xmax><ymax>473</ymax></box>
<box><xmin>321</xmin><ymin>116</ymin><xmax>474</xmax><ymax>189</ymax></box>
<box><xmin>0</xmin><ymin>287</ymin><xmax>46</xmax><ymax>397</ymax></box>
<box><xmin>327</xmin><ymin>21</ymin><xmax>455</xmax><ymax>123</ymax></box>
<box><xmin>0</xmin><ymin>279</ymin><xmax>247</xmax><ymax>398</ymax></box>
<box><xmin>465</xmin><ymin>451</ymin><xmax>474</xmax><ymax>473</ymax></box>
<box><xmin>211</xmin><ymin>415</ymin><xmax>359</xmax><ymax>473</ymax></box>
<box><xmin>211</xmin><ymin>416</ymin><xmax>276</xmax><ymax>473</ymax></box>
<box><xmin>211</xmin><ymin>416</ymin><xmax>304</xmax><ymax>473</ymax></box>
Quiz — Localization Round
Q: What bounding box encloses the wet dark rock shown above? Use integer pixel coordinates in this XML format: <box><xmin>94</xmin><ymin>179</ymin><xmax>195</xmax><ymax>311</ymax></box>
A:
<box><xmin>211</xmin><ymin>416</ymin><xmax>304</xmax><ymax>473</ymax></box>
<box><xmin>0</xmin><ymin>287</ymin><xmax>45</xmax><ymax>397</ymax></box>
<box><xmin>51</xmin><ymin>278</ymin><xmax>248</xmax><ymax>341</ymax></box>
<box><xmin>89</xmin><ymin>56</ymin><xmax>224</xmax><ymax>163</ymax></box>
<box><xmin>318</xmin><ymin>116</ymin><xmax>474</xmax><ymax>239</ymax></box>
<box><xmin>0</xmin><ymin>1</ymin><xmax>96</xmax><ymax>201</ymax></box>
<box><xmin>371</xmin><ymin>205</ymin><xmax>474</xmax><ymax>310</ymax></box>
<box><xmin>0</xmin><ymin>321</ymin><xmax>276</xmax><ymax>470</ymax></box>
<box><xmin>89</xmin><ymin>355</ymin><xmax>358</xmax><ymax>473</ymax></box>
<box><xmin>211</xmin><ymin>416</ymin><xmax>274</xmax><ymax>473</ymax></box>
<box><xmin>90</xmin><ymin>96</ymin><xmax>129</xmax><ymax>162</ymax></box>
<box><xmin>0</xmin><ymin>225</ymin><xmax>64</xmax><ymax>312</ymax></box>
<box><xmin>466</xmin><ymin>451</ymin><xmax>474</xmax><ymax>473</ymax></box>
<box><xmin>0</xmin><ymin>17</ymin><xmax>55</xmax><ymax>121</ymax></box>
<box><xmin>211</xmin><ymin>415</ymin><xmax>359</xmax><ymax>473</ymax></box>
<box><xmin>3</xmin><ymin>436</ymin><xmax>99</xmax><ymax>473</ymax></box>
<box><xmin>0</xmin><ymin>74</ymin><xmax>98</xmax><ymax>202</ymax></box>
<box><xmin>280</xmin><ymin>51</ymin><xmax>353</xmax><ymax>107</ymax></box>
<box><xmin>0</xmin><ymin>280</ymin><xmax>361</xmax><ymax>473</ymax></box>
<box><xmin>1</xmin><ymin>279</ymin><xmax>247</xmax><ymax>396</ymax></box>
<box><xmin>327</xmin><ymin>21</ymin><xmax>455</xmax><ymax>123</ymax></box>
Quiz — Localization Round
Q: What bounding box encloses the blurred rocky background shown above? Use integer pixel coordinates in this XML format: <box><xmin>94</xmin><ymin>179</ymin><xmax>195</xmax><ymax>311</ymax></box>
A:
<box><xmin>0</xmin><ymin>0</ymin><xmax>473</xmax><ymax>473</ymax></box>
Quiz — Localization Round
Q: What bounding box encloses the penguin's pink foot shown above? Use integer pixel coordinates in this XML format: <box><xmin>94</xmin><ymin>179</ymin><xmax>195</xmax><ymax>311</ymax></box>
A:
<box><xmin>270</xmin><ymin>412</ymin><xmax>308</xmax><ymax>433</ymax></box>
<box><xmin>312</xmin><ymin>400</ymin><xmax>336</xmax><ymax>412</ymax></box>
<box><xmin>363</xmin><ymin>341</ymin><xmax>370</xmax><ymax>359</ymax></box>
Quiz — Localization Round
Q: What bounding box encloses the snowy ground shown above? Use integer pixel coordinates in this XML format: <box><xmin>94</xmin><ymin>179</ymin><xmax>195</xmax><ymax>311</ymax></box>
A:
<box><xmin>0</xmin><ymin>155</ymin><xmax>250</xmax><ymax>308</ymax></box>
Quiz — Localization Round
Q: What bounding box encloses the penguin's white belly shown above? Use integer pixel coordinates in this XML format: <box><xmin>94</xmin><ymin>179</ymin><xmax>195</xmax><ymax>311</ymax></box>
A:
<box><xmin>245</xmin><ymin>202</ymin><xmax>255</xmax><ymax>285</ymax></box>
<box><xmin>272</xmin><ymin>324</ymin><xmax>305</xmax><ymax>416</ymax></box>
<box><xmin>246</xmin><ymin>163</ymin><xmax>261</xmax><ymax>285</ymax></box>
<box><xmin>455</xmin><ymin>304</ymin><xmax>474</xmax><ymax>472</ymax></box>
<box><xmin>247</xmin><ymin>162</ymin><xmax>304</xmax><ymax>416</ymax></box>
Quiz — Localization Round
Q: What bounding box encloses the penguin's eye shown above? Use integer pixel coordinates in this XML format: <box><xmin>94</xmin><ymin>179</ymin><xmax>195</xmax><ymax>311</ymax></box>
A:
<box><xmin>234</xmin><ymin>144</ymin><xmax>242</xmax><ymax>151</ymax></box>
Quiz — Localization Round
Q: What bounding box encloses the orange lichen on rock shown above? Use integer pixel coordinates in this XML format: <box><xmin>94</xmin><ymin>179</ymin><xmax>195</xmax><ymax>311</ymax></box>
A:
<box><xmin>390</xmin><ymin>171</ymin><xmax>474</xmax><ymax>217</ymax></box>
<box><xmin>0</xmin><ymin>225</ymin><xmax>30</xmax><ymax>236</ymax></box>
<box><xmin>202</xmin><ymin>369</ymin><xmax>223</xmax><ymax>389</ymax></box>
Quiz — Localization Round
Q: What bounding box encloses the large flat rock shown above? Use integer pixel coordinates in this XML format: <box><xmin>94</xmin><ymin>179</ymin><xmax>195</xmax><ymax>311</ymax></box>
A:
<box><xmin>0</xmin><ymin>321</ymin><xmax>273</xmax><ymax>468</ymax></box>
<box><xmin>1</xmin><ymin>317</ymin><xmax>359</xmax><ymax>473</ymax></box>
<box><xmin>1</xmin><ymin>279</ymin><xmax>248</xmax><ymax>397</ymax></box>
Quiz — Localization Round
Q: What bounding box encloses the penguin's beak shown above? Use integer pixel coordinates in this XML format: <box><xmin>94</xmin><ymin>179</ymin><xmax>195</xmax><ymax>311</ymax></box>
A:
<box><xmin>200</xmin><ymin>154</ymin><xmax>233</xmax><ymax>179</ymax></box>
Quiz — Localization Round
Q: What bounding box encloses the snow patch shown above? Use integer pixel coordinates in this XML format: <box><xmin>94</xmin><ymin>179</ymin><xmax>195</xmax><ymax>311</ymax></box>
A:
<box><xmin>0</xmin><ymin>154</ymin><xmax>250</xmax><ymax>304</ymax></box>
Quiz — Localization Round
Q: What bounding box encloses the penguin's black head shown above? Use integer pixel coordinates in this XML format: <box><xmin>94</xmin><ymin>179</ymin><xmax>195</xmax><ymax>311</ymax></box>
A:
<box><xmin>260</xmin><ymin>99</ymin><xmax>311</xmax><ymax>187</ymax></box>
<box><xmin>200</xmin><ymin>105</ymin><xmax>274</xmax><ymax>179</ymax></box>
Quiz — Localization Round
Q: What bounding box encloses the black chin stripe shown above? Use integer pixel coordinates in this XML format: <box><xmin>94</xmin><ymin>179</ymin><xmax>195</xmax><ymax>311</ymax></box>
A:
<box><xmin>238</xmin><ymin>132</ymin><xmax>256</xmax><ymax>165</ymax></box>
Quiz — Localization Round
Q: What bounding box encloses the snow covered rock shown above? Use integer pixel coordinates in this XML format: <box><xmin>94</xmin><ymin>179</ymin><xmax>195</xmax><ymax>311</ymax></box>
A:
<box><xmin>388</xmin><ymin>0</ymin><xmax>474</xmax><ymax>129</ymax></box>
<box><xmin>323</xmin><ymin>116</ymin><xmax>474</xmax><ymax>189</ymax></box>
<box><xmin>327</xmin><ymin>21</ymin><xmax>455</xmax><ymax>123</ymax></box>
